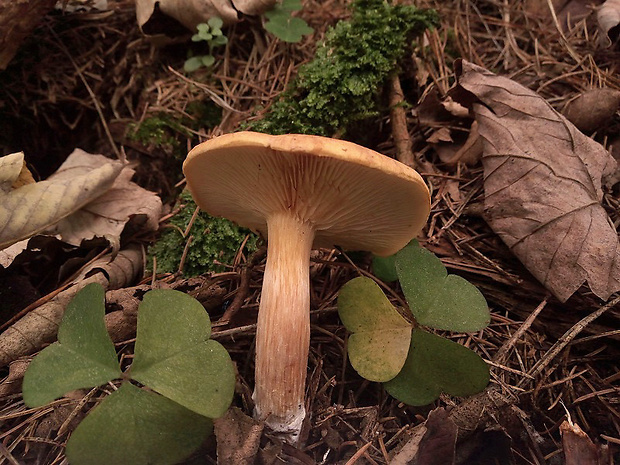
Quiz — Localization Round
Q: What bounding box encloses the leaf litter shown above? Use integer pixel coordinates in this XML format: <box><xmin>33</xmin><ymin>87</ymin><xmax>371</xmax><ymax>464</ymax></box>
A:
<box><xmin>456</xmin><ymin>59</ymin><xmax>620</xmax><ymax>302</ymax></box>
<box><xmin>1</xmin><ymin>0</ymin><xmax>620</xmax><ymax>463</ymax></box>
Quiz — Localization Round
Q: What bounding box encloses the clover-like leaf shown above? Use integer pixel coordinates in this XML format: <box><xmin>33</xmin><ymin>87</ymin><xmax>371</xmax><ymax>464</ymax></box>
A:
<box><xmin>211</xmin><ymin>35</ymin><xmax>228</xmax><ymax>46</ymax></box>
<box><xmin>202</xmin><ymin>55</ymin><xmax>215</xmax><ymax>67</ymax></box>
<box><xmin>338</xmin><ymin>277</ymin><xmax>412</xmax><ymax>382</ymax></box>
<box><xmin>65</xmin><ymin>383</ymin><xmax>212</xmax><ymax>465</ymax></box>
<box><xmin>396</xmin><ymin>242</ymin><xmax>489</xmax><ymax>332</ymax></box>
<box><xmin>131</xmin><ymin>289</ymin><xmax>235</xmax><ymax>419</ymax></box>
<box><xmin>279</xmin><ymin>0</ymin><xmax>303</xmax><ymax>12</ymax></box>
<box><xmin>184</xmin><ymin>56</ymin><xmax>204</xmax><ymax>72</ymax></box>
<box><xmin>384</xmin><ymin>329</ymin><xmax>489</xmax><ymax>406</ymax></box>
<box><xmin>207</xmin><ymin>16</ymin><xmax>223</xmax><ymax>30</ymax></box>
<box><xmin>264</xmin><ymin>11</ymin><xmax>313</xmax><ymax>43</ymax></box>
<box><xmin>22</xmin><ymin>283</ymin><xmax>122</xmax><ymax>407</ymax></box>
<box><xmin>372</xmin><ymin>254</ymin><xmax>398</xmax><ymax>283</ymax></box>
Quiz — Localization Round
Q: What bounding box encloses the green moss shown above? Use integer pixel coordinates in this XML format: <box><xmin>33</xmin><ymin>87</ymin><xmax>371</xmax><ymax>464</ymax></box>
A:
<box><xmin>128</xmin><ymin>103</ymin><xmax>222</xmax><ymax>157</ymax></box>
<box><xmin>248</xmin><ymin>0</ymin><xmax>439</xmax><ymax>136</ymax></box>
<box><xmin>149</xmin><ymin>192</ymin><xmax>259</xmax><ymax>276</ymax></box>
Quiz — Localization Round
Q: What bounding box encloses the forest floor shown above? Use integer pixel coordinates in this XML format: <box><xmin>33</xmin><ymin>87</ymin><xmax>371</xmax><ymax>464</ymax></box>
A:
<box><xmin>1</xmin><ymin>0</ymin><xmax>620</xmax><ymax>463</ymax></box>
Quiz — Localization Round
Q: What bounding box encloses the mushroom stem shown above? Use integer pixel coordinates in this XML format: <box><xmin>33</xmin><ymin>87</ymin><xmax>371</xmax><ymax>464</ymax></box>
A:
<box><xmin>253</xmin><ymin>212</ymin><xmax>315</xmax><ymax>439</ymax></box>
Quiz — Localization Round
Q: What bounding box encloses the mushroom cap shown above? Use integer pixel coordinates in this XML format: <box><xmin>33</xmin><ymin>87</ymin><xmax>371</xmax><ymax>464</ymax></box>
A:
<box><xmin>183</xmin><ymin>132</ymin><xmax>430</xmax><ymax>256</ymax></box>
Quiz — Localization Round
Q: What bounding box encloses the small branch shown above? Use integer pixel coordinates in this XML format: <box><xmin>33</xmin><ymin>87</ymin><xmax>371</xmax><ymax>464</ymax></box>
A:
<box><xmin>388</xmin><ymin>74</ymin><xmax>416</xmax><ymax>169</ymax></box>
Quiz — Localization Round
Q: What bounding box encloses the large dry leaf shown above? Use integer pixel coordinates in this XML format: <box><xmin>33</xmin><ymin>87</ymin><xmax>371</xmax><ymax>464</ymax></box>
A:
<box><xmin>0</xmin><ymin>0</ymin><xmax>57</xmax><ymax>70</ymax></box>
<box><xmin>47</xmin><ymin>149</ymin><xmax>162</xmax><ymax>251</ymax></box>
<box><xmin>0</xmin><ymin>152</ymin><xmax>122</xmax><ymax>250</ymax></box>
<box><xmin>456</xmin><ymin>60</ymin><xmax>619</xmax><ymax>302</ymax></box>
<box><xmin>135</xmin><ymin>0</ymin><xmax>277</xmax><ymax>31</ymax></box>
<box><xmin>598</xmin><ymin>0</ymin><xmax>620</xmax><ymax>46</ymax></box>
<box><xmin>232</xmin><ymin>0</ymin><xmax>276</xmax><ymax>15</ymax></box>
<box><xmin>135</xmin><ymin>0</ymin><xmax>239</xmax><ymax>30</ymax></box>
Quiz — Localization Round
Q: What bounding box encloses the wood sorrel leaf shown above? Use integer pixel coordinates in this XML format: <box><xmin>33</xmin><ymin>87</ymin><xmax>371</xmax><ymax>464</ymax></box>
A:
<box><xmin>338</xmin><ymin>277</ymin><xmax>412</xmax><ymax>382</ymax></box>
<box><xmin>264</xmin><ymin>11</ymin><xmax>314</xmax><ymax>43</ymax></box>
<box><xmin>65</xmin><ymin>383</ymin><xmax>212</xmax><ymax>465</ymax></box>
<box><xmin>22</xmin><ymin>283</ymin><xmax>121</xmax><ymax>407</ymax></box>
<box><xmin>131</xmin><ymin>289</ymin><xmax>235</xmax><ymax>419</ymax></box>
<box><xmin>396</xmin><ymin>243</ymin><xmax>489</xmax><ymax>332</ymax></box>
<box><xmin>372</xmin><ymin>254</ymin><xmax>398</xmax><ymax>282</ymax></box>
<box><xmin>384</xmin><ymin>329</ymin><xmax>489</xmax><ymax>405</ymax></box>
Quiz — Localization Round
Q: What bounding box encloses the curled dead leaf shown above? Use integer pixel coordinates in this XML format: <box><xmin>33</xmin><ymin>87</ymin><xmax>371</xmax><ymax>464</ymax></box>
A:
<box><xmin>0</xmin><ymin>149</ymin><xmax>162</xmax><ymax>257</ymax></box>
<box><xmin>456</xmin><ymin>60</ymin><xmax>620</xmax><ymax>302</ymax></box>
<box><xmin>214</xmin><ymin>408</ymin><xmax>264</xmax><ymax>465</ymax></box>
<box><xmin>560</xmin><ymin>419</ymin><xmax>601</xmax><ymax>465</ymax></box>
<box><xmin>135</xmin><ymin>0</ymin><xmax>239</xmax><ymax>32</ymax></box>
<box><xmin>391</xmin><ymin>408</ymin><xmax>457</xmax><ymax>465</ymax></box>
<box><xmin>231</xmin><ymin>0</ymin><xmax>276</xmax><ymax>16</ymax></box>
<box><xmin>525</xmin><ymin>0</ymin><xmax>570</xmax><ymax>19</ymax></box>
<box><xmin>598</xmin><ymin>0</ymin><xmax>620</xmax><ymax>46</ymax></box>
<box><xmin>0</xmin><ymin>152</ymin><xmax>122</xmax><ymax>250</ymax></box>
<box><xmin>0</xmin><ymin>245</ymin><xmax>143</xmax><ymax>367</ymax></box>
<box><xmin>47</xmin><ymin>149</ymin><xmax>162</xmax><ymax>251</ymax></box>
<box><xmin>437</xmin><ymin>121</ymin><xmax>483</xmax><ymax>166</ymax></box>
<box><xmin>563</xmin><ymin>88</ymin><xmax>620</xmax><ymax>133</ymax></box>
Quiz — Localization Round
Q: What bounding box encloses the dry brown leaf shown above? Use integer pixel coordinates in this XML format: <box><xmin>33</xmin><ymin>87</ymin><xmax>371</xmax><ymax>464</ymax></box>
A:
<box><xmin>563</xmin><ymin>88</ymin><xmax>620</xmax><ymax>133</ymax></box>
<box><xmin>0</xmin><ymin>358</ymin><xmax>29</xmax><ymax>398</ymax></box>
<box><xmin>391</xmin><ymin>408</ymin><xmax>456</xmax><ymax>465</ymax></box>
<box><xmin>0</xmin><ymin>0</ymin><xmax>57</xmax><ymax>70</ymax></box>
<box><xmin>0</xmin><ymin>152</ymin><xmax>122</xmax><ymax>250</ymax></box>
<box><xmin>214</xmin><ymin>407</ymin><xmax>264</xmax><ymax>465</ymax></box>
<box><xmin>232</xmin><ymin>0</ymin><xmax>276</xmax><ymax>15</ymax></box>
<box><xmin>135</xmin><ymin>0</ymin><xmax>239</xmax><ymax>31</ymax></box>
<box><xmin>47</xmin><ymin>149</ymin><xmax>162</xmax><ymax>251</ymax></box>
<box><xmin>0</xmin><ymin>245</ymin><xmax>143</xmax><ymax>367</ymax></box>
<box><xmin>426</xmin><ymin>127</ymin><xmax>453</xmax><ymax>144</ymax></box>
<box><xmin>560</xmin><ymin>419</ymin><xmax>600</xmax><ymax>465</ymax></box>
<box><xmin>437</xmin><ymin>121</ymin><xmax>483</xmax><ymax>166</ymax></box>
<box><xmin>558</xmin><ymin>0</ymin><xmax>599</xmax><ymax>30</ymax></box>
<box><xmin>456</xmin><ymin>60</ymin><xmax>619</xmax><ymax>302</ymax></box>
<box><xmin>525</xmin><ymin>0</ymin><xmax>570</xmax><ymax>18</ymax></box>
<box><xmin>598</xmin><ymin>0</ymin><xmax>620</xmax><ymax>45</ymax></box>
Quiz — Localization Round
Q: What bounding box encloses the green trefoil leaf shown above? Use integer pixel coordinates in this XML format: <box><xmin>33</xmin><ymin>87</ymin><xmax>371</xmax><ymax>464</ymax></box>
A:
<box><xmin>384</xmin><ymin>329</ymin><xmax>490</xmax><ymax>405</ymax></box>
<box><xmin>130</xmin><ymin>289</ymin><xmax>235</xmax><ymax>419</ymax></box>
<box><xmin>65</xmin><ymin>383</ymin><xmax>212</xmax><ymax>465</ymax></box>
<box><xmin>22</xmin><ymin>283</ymin><xmax>122</xmax><ymax>407</ymax></box>
<box><xmin>396</xmin><ymin>242</ymin><xmax>490</xmax><ymax>332</ymax></box>
<box><xmin>338</xmin><ymin>277</ymin><xmax>412</xmax><ymax>382</ymax></box>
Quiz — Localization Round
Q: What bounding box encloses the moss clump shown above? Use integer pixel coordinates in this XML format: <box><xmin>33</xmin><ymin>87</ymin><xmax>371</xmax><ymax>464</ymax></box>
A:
<box><xmin>129</xmin><ymin>113</ymin><xmax>188</xmax><ymax>154</ymax></box>
<box><xmin>149</xmin><ymin>192</ymin><xmax>259</xmax><ymax>276</ymax></box>
<box><xmin>248</xmin><ymin>0</ymin><xmax>439</xmax><ymax>136</ymax></box>
<box><xmin>128</xmin><ymin>102</ymin><xmax>222</xmax><ymax>157</ymax></box>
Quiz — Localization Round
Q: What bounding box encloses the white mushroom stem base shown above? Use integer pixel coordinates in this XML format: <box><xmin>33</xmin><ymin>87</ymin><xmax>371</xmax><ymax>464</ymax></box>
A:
<box><xmin>253</xmin><ymin>212</ymin><xmax>315</xmax><ymax>441</ymax></box>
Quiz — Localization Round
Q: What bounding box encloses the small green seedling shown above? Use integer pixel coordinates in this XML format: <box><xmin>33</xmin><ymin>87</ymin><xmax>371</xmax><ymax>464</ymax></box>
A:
<box><xmin>185</xmin><ymin>17</ymin><xmax>228</xmax><ymax>72</ymax></box>
<box><xmin>264</xmin><ymin>0</ymin><xmax>313</xmax><ymax>43</ymax></box>
<box><xmin>338</xmin><ymin>241</ymin><xmax>490</xmax><ymax>405</ymax></box>
<box><xmin>22</xmin><ymin>283</ymin><xmax>235</xmax><ymax>465</ymax></box>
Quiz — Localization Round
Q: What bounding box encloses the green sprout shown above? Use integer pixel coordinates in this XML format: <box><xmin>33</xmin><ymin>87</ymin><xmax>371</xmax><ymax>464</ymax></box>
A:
<box><xmin>184</xmin><ymin>17</ymin><xmax>228</xmax><ymax>72</ymax></box>
<box><xmin>22</xmin><ymin>283</ymin><xmax>235</xmax><ymax>465</ymax></box>
<box><xmin>338</xmin><ymin>241</ymin><xmax>490</xmax><ymax>405</ymax></box>
<box><xmin>264</xmin><ymin>0</ymin><xmax>313</xmax><ymax>43</ymax></box>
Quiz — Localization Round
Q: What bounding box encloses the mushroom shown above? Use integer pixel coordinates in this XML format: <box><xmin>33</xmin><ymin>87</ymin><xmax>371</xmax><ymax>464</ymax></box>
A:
<box><xmin>183</xmin><ymin>131</ymin><xmax>430</xmax><ymax>441</ymax></box>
